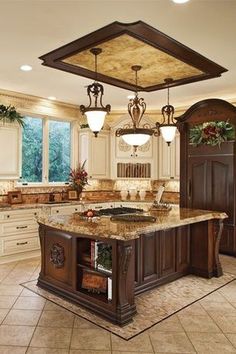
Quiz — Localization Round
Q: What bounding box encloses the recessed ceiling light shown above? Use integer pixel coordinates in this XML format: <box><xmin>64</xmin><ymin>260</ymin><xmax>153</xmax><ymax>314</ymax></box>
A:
<box><xmin>48</xmin><ymin>96</ymin><xmax>56</xmax><ymax>100</ymax></box>
<box><xmin>172</xmin><ymin>0</ymin><xmax>190</xmax><ymax>3</ymax></box>
<box><xmin>20</xmin><ymin>64</ymin><xmax>32</xmax><ymax>72</ymax></box>
<box><xmin>127</xmin><ymin>94</ymin><xmax>135</xmax><ymax>99</ymax></box>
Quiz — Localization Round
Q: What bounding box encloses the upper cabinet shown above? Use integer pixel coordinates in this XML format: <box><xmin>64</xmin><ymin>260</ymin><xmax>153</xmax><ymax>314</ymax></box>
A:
<box><xmin>78</xmin><ymin>129</ymin><xmax>110</xmax><ymax>179</ymax></box>
<box><xmin>158</xmin><ymin>131</ymin><xmax>180</xmax><ymax>180</ymax></box>
<box><xmin>0</xmin><ymin>124</ymin><xmax>21</xmax><ymax>180</ymax></box>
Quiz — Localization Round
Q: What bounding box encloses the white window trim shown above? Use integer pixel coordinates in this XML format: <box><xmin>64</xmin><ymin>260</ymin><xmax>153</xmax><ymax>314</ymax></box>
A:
<box><xmin>16</xmin><ymin>115</ymin><xmax>79</xmax><ymax>187</ymax></box>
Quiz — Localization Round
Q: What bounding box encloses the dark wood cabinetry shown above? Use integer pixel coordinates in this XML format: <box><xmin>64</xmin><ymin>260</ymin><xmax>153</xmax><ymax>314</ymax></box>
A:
<box><xmin>178</xmin><ymin>99</ymin><xmax>236</xmax><ymax>256</ymax></box>
<box><xmin>135</xmin><ymin>226</ymin><xmax>190</xmax><ymax>295</ymax></box>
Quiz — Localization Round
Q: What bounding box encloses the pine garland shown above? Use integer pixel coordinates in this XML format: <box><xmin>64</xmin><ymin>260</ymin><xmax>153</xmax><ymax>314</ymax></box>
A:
<box><xmin>189</xmin><ymin>121</ymin><xmax>235</xmax><ymax>147</ymax></box>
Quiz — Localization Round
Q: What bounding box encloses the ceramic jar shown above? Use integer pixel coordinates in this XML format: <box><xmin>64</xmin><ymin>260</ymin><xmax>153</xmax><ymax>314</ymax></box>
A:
<box><xmin>120</xmin><ymin>190</ymin><xmax>128</xmax><ymax>201</ymax></box>
<box><xmin>139</xmin><ymin>190</ymin><xmax>146</xmax><ymax>201</ymax></box>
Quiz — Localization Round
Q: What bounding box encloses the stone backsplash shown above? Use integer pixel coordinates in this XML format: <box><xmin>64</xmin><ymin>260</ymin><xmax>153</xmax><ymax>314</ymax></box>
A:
<box><xmin>0</xmin><ymin>179</ymin><xmax>179</xmax><ymax>204</ymax></box>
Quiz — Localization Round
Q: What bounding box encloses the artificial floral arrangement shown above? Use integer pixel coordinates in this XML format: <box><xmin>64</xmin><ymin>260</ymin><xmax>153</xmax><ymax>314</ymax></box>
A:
<box><xmin>0</xmin><ymin>104</ymin><xmax>24</xmax><ymax>127</ymax></box>
<box><xmin>69</xmin><ymin>161</ymin><xmax>88</xmax><ymax>193</ymax></box>
<box><xmin>189</xmin><ymin>121</ymin><xmax>235</xmax><ymax>147</ymax></box>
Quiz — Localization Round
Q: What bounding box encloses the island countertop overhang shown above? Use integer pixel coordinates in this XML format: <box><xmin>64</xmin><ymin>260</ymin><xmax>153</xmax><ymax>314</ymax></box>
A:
<box><xmin>37</xmin><ymin>207</ymin><xmax>228</xmax><ymax>241</ymax></box>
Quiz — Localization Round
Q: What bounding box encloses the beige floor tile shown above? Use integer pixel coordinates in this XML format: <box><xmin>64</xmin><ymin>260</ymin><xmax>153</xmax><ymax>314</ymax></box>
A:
<box><xmin>44</xmin><ymin>300</ymin><xmax>67</xmax><ymax>311</ymax></box>
<box><xmin>225</xmin><ymin>333</ymin><xmax>236</xmax><ymax>348</ymax></box>
<box><xmin>111</xmin><ymin>332</ymin><xmax>153</xmax><ymax>352</ymax></box>
<box><xmin>13</xmin><ymin>296</ymin><xmax>46</xmax><ymax>310</ymax></box>
<box><xmin>20</xmin><ymin>288</ymin><xmax>40</xmax><ymax>297</ymax></box>
<box><xmin>30</xmin><ymin>327</ymin><xmax>72</xmax><ymax>349</ymax></box>
<box><xmin>0</xmin><ymin>284</ymin><xmax>23</xmax><ymax>296</ymax></box>
<box><xmin>200</xmin><ymin>300</ymin><xmax>236</xmax><ymax>315</ymax></box>
<box><xmin>149</xmin><ymin>332</ymin><xmax>196</xmax><ymax>353</ymax></box>
<box><xmin>0</xmin><ymin>295</ymin><xmax>17</xmax><ymax>308</ymax></box>
<box><xmin>71</xmin><ymin>328</ymin><xmax>111</xmax><ymax>350</ymax></box>
<box><xmin>27</xmin><ymin>348</ymin><xmax>69</xmax><ymax>354</ymax></box>
<box><xmin>3</xmin><ymin>309</ymin><xmax>41</xmax><ymax>326</ymax></box>
<box><xmin>178</xmin><ymin>314</ymin><xmax>220</xmax><ymax>333</ymax></box>
<box><xmin>188</xmin><ymin>332</ymin><xmax>236</xmax><ymax>353</ymax></box>
<box><xmin>73</xmin><ymin>316</ymin><xmax>98</xmax><ymax>329</ymax></box>
<box><xmin>0</xmin><ymin>346</ymin><xmax>27</xmax><ymax>354</ymax></box>
<box><xmin>38</xmin><ymin>310</ymin><xmax>75</xmax><ymax>328</ymax></box>
<box><xmin>0</xmin><ymin>325</ymin><xmax>35</xmax><ymax>346</ymax></box>
<box><xmin>178</xmin><ymin>303</ymin><xmax>207</xmax><ymax>316</ymax></box>
<box><xmin>213</xmin><ymin>315</ymin><xmax>236</xmax><ymax>333</ymax></box>
<box><xmin>0</xmin><ymin>309</ymin><xmax>9</xmax><ymax>323</ymax></box>
<box><xmin>111</xmin><ymin>352</ymin><xmax>152</xmax><ymax>354</ymax></box>
<box><xmin>149</xmin><ymin>315</ymin><xmax>184</xmax><ymax>333</ymax></box>
<box><xmin>70</xmin><ymin>350</ymin><xmax>111</xmax><ymax>354</ymax></box>
<box><xmin>201</xmin><ymin>291</ymin><xmax>227</xmax><ymax>303</ymax></box>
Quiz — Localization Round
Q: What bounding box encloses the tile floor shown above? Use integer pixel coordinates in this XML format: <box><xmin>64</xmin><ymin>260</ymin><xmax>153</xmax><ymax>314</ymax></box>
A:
<box><xmin>0</xmin><ymin>255</ymin><xmax>235</xmax><ymax>353</ymax></box>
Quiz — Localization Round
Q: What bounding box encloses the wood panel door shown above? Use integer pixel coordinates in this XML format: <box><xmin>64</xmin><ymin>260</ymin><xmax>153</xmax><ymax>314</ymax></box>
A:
<box><xmin>160</xmin><ymin>229</ymin><xmax>176</xmax><ymax>277</ymax></box>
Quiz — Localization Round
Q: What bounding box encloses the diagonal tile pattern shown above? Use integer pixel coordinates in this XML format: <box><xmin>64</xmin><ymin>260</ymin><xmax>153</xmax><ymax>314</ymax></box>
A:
<box><xmin>0</xmin><ymin>254</ymin><xmax>235</xmax><ymax>353</ymax></box>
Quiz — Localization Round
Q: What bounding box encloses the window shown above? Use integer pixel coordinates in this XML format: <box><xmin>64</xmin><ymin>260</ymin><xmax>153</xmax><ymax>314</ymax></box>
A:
<box><xmin>49</xmin><ymin>120</ymin><xmax>71</xmax><ymax>182</ymax></box>
<box><xmin>21</xmin><ymin>116</ymin><xmax>72</xmax><ymax>184</ymax></box>
<box><xmin>22</xmin><ymin>116</ymin><xmax>43</xmax><ymax>182</ymax></box>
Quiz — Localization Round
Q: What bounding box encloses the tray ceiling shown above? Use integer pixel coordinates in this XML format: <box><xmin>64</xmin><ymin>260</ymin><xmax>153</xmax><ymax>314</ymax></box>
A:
<box><xmin>39</xmin><ymin>21</ymin><xmax>227</xmax><ymax>92</ymax></box>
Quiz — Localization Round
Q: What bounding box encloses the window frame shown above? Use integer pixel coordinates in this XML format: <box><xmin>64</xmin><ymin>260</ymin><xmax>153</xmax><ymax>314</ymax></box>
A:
<box><xmin>17</xmin><ymin>114</ymin><xmax>78</xmax><ymax>187</ymax></box>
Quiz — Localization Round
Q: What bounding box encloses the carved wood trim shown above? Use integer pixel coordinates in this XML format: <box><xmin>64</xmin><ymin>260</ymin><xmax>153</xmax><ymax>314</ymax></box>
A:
<box><xmin>50</xmin><ymin>243</ymin><xmax>65</xmax><ymax>268</ymax></box>
<box><xmin>214</xmin><ymin>220</ymin><xmax>223</xmax><ymax>277</ymax></box>
<box><xmin>119</xmin><ymin>245</ymin><xmax>132</xmax><ymax>275</ymax></box>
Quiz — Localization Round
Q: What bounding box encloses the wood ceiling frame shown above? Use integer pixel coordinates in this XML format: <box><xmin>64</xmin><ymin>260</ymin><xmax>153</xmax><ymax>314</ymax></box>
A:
<box><xmin>39</xmin><ymin>21</ymin><xmax>227</xmax><ymax>92</ymax></box>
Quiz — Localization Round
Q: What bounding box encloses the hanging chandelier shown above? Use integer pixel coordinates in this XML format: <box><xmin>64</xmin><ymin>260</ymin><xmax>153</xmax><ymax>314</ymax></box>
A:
<box><xmin>156</xmin><ymin>78</ymin><xmax>177</xmax><ymax>145</ymax></box>
<box><xmin>115</xmin><ymin>65</ymin><xmax>155</xmax><ymax>151</ymax></box>
<box><xmin>80</xmin><ymin>48</ymin><xmax>111</xmax><ymax>137</ymax></box>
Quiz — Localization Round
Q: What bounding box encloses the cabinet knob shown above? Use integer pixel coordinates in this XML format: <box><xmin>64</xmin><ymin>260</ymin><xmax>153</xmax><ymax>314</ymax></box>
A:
<box><xmin>56</xmin><ymin>210</ymin><xmax>59</xmax><ymax>213</ymax></box>
<box><xmin>7</xmin><ymin>215</ymin><xmax>10</xmax><ymax>218</ymax></box>
<box><xmin>75</xmin><ymin>208</ymin><xmax>78</xmax><ymax>211</ymax></box>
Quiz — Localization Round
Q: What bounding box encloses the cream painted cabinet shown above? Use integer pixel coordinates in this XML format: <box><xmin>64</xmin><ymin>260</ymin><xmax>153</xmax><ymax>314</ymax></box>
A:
<box><xmin>50</xmin><ymin>204</ymin><xmax>82</xmax><ymax>215</ymax></box>
<box><xmin>0</xmin><ymin>208</ymin><xmax>40</xmax><ymax>264</ymax></box>
<box><xmin>158</xmin><ymin>132</ymin><xmax>180</xmax><ymax>180</ymax></box>
<box><xmin>79</xmin><ymin>129</ymin><xmax>110</xmax><ymax>179</ymax></box>
<box><xmin>0</xmin><ymin>124</ymin><xmax>21</xmax><ymax>179</ymax></box>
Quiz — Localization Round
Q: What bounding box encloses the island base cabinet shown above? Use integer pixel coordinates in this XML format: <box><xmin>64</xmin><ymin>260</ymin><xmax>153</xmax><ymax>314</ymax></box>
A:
<box><xmin>38</xmin><ymin>224</ymin><xmax>136</xmax><ymax>326</ymax></box>
<box><xmin>135</xmin><ymin>226</ymin><xmax>190</xmax><ymax>295</ymax></box>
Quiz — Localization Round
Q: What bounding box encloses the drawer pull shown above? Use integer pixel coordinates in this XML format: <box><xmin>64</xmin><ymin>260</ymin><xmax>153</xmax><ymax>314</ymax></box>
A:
<box><xmin>16</xmin><ymin>226</ymin><xmax>28</xmax><ymax>229</ymax></box>
<box><xmin>7</xmin><ymin>215</ymin><xmax>10</xmax><ymax>218</ymax></box>
<box><xmin>16</xmin><ymin>241</ymin><xmax>28</xmax><ymax>246</ymax></box>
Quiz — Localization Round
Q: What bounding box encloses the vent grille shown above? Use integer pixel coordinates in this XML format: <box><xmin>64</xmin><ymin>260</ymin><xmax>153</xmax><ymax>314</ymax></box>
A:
<box><xmin>117</xmin><ymin>163</ymin><xmax>151</xmax><ymax>178</ymax></box>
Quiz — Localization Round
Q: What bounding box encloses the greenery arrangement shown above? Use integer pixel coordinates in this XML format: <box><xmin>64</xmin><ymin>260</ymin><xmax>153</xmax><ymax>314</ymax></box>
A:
<box><xmin>80</xmin><ymin>123</ymin><xmax>89</xmax><ymax>129</ymax></box>
<box><xmin>69</xmin><ymin>161</ymin><xmax>88</xmax><ymax>192</ymax></box>
<box><xmin>0</xmin><ymin>104</ymin><xmax>24</xmax><ymax>127</ymax></box>
<box><xmin>189</xmin><ymin>121</ymin><xmax>235</xmax><ymax>147</ymax></box>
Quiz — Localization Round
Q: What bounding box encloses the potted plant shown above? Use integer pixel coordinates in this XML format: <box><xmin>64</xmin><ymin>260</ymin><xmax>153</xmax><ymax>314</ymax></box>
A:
<box><xmin>0</xmin><ymin>104</ymin><xmax>24</xmax><ymax>127</ymax></box>
<box><xmin>69</xmin><ymin>161</ymin><xmax>88</xmax><ymax>198</ymax></box>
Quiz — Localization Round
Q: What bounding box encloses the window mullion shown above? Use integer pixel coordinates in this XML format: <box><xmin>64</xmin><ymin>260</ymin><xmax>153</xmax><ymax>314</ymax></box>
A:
<box><xmin>43</xmin><ymin>118</ymin><xmax>49</xmax><ymax>184</ymax></box>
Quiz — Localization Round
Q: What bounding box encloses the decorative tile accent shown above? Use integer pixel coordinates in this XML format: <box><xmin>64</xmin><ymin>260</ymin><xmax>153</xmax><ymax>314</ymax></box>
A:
<box><xmin>22</xmin><ymin>273</ymin><xmax>235</xmax><ymax>340</ymax></box>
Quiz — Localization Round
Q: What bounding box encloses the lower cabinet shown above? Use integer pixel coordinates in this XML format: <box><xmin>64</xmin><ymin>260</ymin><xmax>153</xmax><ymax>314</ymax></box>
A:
<box><xmin>135</xmin><ymin>225</ymin><xmax>190</xmax><ymax>294</ymax></box>
<box><xmin>0</xmin><ymin>208</ymin><xmax>41</xmax><ymax>263</ymax></box>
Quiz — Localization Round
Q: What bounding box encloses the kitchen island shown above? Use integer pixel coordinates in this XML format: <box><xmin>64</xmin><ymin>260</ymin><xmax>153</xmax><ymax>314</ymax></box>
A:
<box><xmin>38</xmin><ymin>207</ymin><xmax>227</xmax><ymax>325</ymax></box>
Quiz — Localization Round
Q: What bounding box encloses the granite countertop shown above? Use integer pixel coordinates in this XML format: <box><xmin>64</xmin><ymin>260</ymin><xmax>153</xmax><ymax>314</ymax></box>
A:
<box><xmin>0</xmin><ymin>200</ymin><xmax>154</xmax><ymax>212</ymax></box>
<box><xmin>37</xmin><ymin>207</ymin><xmax>228</xmax><ymax>241</ymax></box>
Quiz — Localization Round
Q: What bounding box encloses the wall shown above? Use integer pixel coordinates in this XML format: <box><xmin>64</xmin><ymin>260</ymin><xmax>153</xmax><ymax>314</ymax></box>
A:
<box><xmin>0</xmin><ymin>88</ymin><xmax>180</xmax><ymax>204</ymax></box>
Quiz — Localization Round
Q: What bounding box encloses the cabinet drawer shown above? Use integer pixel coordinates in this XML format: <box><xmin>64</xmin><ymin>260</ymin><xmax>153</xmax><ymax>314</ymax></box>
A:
<box><xmin>2</xmin><ymin>236</ymin><xmax>40</xmax><ymax>255</ymax></box>
<box><xmin>51</xmin><ymin>205</ymin><xmax>81</xmax><ymax>215</ymax></box>
<box><xmin>0</xmin><ymin>220</ymin><xmax>38</xmax><ymax>236</ymax></box>
<box><xmin>0</xmin><ymin>209</ymin><xmax>39</xmax><ymax>222</ymax></box>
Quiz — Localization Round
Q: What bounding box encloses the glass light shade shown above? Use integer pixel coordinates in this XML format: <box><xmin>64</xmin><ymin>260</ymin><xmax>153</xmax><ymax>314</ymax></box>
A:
<box><xmin>172</xmin><ymin>0</ymin><xmax>189</xmax><ymax>3</ymax></box>
<box><xmin>122</xmin><ymin>133</ymin><xmax>150</xmax><ymax>146</ymax></box>
<box><xmin>160</xmin><ymin>125</ymin><xmax>177</xmax><ymax>144</ymax></box>
<box><xmin>85</xmin><ymin>110</ymin><xmax>106</xmax><ymax>133</ymax></box>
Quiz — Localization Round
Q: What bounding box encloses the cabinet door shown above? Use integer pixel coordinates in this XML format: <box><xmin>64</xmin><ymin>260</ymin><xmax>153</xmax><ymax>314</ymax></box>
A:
<box><xmin>176</xmin><ymin>226</ymin><xmax>190</xmax><ymax>272</ymax></box>
<box><xmin>160</xmin><ymin>228</ymin><xmax>176</xmax><ymax>277</ymax></box>
<box><xmin>0</xmin><ymin>125</ymin><xmax>21</xmax><ymax>179</ymax></box>
<box><xmin>91</xmin><ymin>134</ymin><xmax>110</xmax><ymax>178</ymax></box>
<box><xmin>158</xmin><ymin>132</ymin><xmax>180</xmax><ymax>180</ymax></box>
<box><xmin>141</xmin><ymin>232</ymin><xmax>159</xmax><ymax>283</ymax></box>
<box><xmin>187</xmin><ymin>157</ymin><xmax>208</xmax><ymax>209</ymax></box>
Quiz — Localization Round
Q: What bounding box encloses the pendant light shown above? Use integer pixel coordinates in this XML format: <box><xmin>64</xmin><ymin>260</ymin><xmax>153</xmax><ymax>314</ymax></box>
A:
<box><xmin>116</xmin><ymin>65</ymin><xmax>154</xmax><ymax>152</ymax></box>
<box><xmin>80</xmin><ymin>48</ymin><xmax>111</xmax><ymax>137</ymax></box>
<box><xmin>156</xmin><ymin>78</ymin><xmax>177</xmax><ymax>146</ymax></box>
